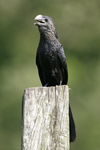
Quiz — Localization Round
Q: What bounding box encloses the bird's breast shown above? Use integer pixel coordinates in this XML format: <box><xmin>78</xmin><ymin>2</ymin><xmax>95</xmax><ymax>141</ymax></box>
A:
<box><xmin>37</xmin><ymin>41</ymin><xmax>63</xmax><ymax>85</ymax></box>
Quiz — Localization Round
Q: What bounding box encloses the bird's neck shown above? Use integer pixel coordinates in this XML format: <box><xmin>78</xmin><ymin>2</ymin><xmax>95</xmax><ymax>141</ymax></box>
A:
<box><xmin>40</xmin><ymin>32</ymin><xmax>57</xmax><ymax>42</ymax></box>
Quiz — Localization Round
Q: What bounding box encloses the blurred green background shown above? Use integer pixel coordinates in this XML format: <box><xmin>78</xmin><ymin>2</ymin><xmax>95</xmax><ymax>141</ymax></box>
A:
<box><xmin>0</xmin><ymin>0</ymin><xmax>100</xmax><ymax>149</ymax></box>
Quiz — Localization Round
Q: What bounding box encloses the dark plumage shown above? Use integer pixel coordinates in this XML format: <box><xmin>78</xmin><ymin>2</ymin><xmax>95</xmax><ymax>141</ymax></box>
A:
<box><xmin>34</xmin><ymin>14</ymin><xmax>76</xmax><ymax>142</ymax></box>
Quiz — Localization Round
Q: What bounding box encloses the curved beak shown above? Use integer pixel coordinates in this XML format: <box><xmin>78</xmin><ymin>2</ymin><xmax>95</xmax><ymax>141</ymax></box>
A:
<box><xmin>34</xmin><ymin>14</ymin><xmax>45</xmax><ymax>26</ymax></box>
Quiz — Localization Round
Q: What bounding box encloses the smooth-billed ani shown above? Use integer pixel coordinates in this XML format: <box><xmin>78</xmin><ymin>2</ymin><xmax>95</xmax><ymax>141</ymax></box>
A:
<box><xmin>34</xmin><ymin>14</ymin><xmax>76</xmax><ymax>142</ymax></box>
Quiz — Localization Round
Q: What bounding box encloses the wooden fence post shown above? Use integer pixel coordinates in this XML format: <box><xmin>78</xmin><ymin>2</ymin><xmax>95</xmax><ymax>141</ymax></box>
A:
<box><xmin>21</xmin><ymin>85</ymin><xmax>69</xmax><ymax>150</ymax></box>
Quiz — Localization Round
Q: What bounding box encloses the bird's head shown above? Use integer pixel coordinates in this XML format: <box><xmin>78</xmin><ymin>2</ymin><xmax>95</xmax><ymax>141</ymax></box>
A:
<box><xmin>34</xmin><ymin>14</ymin><xmax>58</xmax><ymax>39</ymax></box>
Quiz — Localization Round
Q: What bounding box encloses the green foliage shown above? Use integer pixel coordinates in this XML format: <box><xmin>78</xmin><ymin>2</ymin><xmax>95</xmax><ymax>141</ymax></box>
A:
<box><xmin>0</xmin><ymin>0</ymin><xmax>100</xmax><ymax>149</ymax></box>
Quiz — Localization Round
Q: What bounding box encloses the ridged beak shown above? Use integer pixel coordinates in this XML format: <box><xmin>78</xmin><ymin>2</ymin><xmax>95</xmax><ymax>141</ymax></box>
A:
<box><xmin>34</xmin><ymin>14</ymin><xmax>45</xmax><ymax>26</ymax></box>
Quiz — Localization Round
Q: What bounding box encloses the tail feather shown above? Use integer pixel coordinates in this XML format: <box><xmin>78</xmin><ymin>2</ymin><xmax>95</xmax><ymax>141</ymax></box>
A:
<box><xmin>69</xmin><ymin>105</ymin><xmax>76</xmax><ymax>142</ymax></box>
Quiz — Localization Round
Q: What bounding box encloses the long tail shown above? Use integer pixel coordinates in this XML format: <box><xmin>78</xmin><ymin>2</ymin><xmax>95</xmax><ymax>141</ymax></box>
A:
<box><xmin>69</xmin><ymin>105</ymin><xmax>76</xmax><ymax>142</ymax></box>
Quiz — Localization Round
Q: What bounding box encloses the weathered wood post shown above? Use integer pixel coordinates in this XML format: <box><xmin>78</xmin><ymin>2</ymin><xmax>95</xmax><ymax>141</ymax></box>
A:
<box><xmin>21</xmin><ymin>85</ymin><xmax>69</xmax><ymax>150</ymax></box>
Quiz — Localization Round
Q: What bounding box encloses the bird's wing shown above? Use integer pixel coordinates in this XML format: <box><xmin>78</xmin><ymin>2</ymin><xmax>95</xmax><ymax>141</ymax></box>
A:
<box><xmin>36</xmin><ymin>52</ymin><xmax>45</xmax><ymax>86</ymax></box>
<box><xmin>57</xmin><ymin>45</ymin><xmax>68</xmax><ymax>84</ymax></box>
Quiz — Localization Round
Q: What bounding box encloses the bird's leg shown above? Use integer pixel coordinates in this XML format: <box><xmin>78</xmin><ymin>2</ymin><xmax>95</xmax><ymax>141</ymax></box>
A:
<box><xmin>60</xmin><ymin>81</ymin><xmax>62</xmax><ymax>85</ymax></box>
<box><xmin>44</xmin><ymin>83</ymin><xmax>49</xmax><ymax>87</ymax></box>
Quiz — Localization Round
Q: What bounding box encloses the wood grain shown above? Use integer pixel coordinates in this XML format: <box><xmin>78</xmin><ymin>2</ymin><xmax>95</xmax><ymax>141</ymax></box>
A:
<box><xmin>22</xmin><ymin>85</ymin><xmax>69</xmax><ymax>150</ymax></box>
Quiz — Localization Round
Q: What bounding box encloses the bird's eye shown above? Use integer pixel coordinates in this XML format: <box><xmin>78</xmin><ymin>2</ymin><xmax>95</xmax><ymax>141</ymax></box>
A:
<box><xmin>45</xmin><ymin>18</ymin><xmax>48</xmax><ymax>22</ymax></box>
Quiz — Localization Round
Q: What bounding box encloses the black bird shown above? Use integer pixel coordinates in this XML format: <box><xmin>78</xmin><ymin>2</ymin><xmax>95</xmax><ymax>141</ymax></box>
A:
<box><xmin>34</xmin><ymin>14</ymin><xmax>76</xmax><ymax>142</ymax></box>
